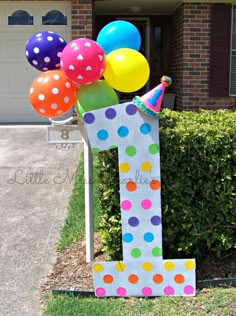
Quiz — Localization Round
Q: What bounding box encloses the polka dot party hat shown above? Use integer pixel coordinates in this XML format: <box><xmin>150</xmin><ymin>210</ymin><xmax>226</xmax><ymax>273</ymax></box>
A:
<box><xmin>133</xmin><ymin>75</ymin><xmax>172</xmax><ymax>119</ymax></box>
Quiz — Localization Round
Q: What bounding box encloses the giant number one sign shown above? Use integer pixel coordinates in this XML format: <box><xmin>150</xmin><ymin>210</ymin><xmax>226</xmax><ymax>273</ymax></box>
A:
<box><xmin>84</xmin><ymin>102</ymin><xmax>196</xmax><ymax>297</ymax></box>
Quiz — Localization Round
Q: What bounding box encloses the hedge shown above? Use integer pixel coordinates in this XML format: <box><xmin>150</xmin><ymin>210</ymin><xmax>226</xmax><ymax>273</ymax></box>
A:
<box><xmin>96</xmin><ymin>109</ymin><xmax>236</xmax><ymax>261</ymax></box>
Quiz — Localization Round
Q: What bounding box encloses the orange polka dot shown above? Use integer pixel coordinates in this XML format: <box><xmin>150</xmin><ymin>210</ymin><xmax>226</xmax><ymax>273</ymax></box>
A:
<box><xmin>128</xmin><ymin>274</ymin><xmax>139</xmax><ymax>284</ymax></box>
<box><xmin>174</xmin><ymin>274</ymin><xmax>185</xmax><ymax>284</ymax></box>
<box><xmin>103</xmin><ymin>274</ymin><xmax>114</xmax><ymax>284</ymax></box>
<box><xmin>150</xmin><ymin>179</ymin><xmax>161</xmax><ymax>190</ymax></box>
<box><xmin>153</xmin><ymin>274</ymin><xmax>164</xmax><ymax>284</ymax></box>
<box><xmin>126</xmin><ymin>181</ymin><xmax>137</xmax><ymax>192</ymax></box>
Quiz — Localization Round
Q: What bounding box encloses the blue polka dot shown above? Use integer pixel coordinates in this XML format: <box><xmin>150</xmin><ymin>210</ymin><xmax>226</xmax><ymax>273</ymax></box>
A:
<box><xmin>143</xmin><ymin>232</ymin><xmax>154</xmax><ymax>242</ymax></box>
<box><xmin>117</xmin><ymin>126</ymin><xmax>129</xmax><ymax>137</ymax></box>
<box><xmin>140</xmin><ymin>123</ymin><xmax>151</xmax><ymax>134</ymax></box>
<box><xmin>122</xmin><ymin>233</ymin><xmax>133</xmax><ymax>243</ymax></box>
<box><xmin>97</xmin><ymin>129</ymin><xmax>109</xmax><ymax>140</ymax></box>
<box><xmin>84</xmin><ymin>112</ymin><xmax>95</xmax><ymax>124</ymax></box>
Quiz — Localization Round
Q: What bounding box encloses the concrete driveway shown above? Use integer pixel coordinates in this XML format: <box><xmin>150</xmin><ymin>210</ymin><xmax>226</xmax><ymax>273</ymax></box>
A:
<box><xmin>0</xmin><ymin>126</ymin><xmax>83</xmax><ymax>316</ymax></box>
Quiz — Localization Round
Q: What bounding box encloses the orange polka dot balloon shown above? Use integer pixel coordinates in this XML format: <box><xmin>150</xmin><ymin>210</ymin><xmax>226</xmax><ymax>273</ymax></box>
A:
<box><xmin>29</xmin><ymin>70</ymin><xmax>78</xmax><ymax>118</ymax></box>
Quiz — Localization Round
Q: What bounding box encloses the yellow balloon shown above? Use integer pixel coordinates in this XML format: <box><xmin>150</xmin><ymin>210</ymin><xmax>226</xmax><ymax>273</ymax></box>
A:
<box><xmin>103</xmin><ymin>48</ymin><xmax>150</xmax><ymax>93</ymax></box>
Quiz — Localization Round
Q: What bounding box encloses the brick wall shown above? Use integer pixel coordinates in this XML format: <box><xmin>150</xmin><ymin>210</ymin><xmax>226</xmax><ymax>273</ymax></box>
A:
<box><xmin>171</xmin><ymin>3</ymin><xmax>235</xmax><ymax>110</ymax></box>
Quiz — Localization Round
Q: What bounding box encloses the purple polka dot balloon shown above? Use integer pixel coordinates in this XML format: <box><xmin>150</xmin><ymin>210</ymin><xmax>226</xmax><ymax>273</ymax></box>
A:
<box><xmin>25</xmin><ymin>31</ymin><xmax>67</xmax><ymax>72</ymax></box>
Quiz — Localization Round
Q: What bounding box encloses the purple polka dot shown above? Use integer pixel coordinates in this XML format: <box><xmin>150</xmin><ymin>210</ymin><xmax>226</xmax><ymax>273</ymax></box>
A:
<box><xmin>184</xmin><ymin>285</ymin><xmax>195</xmax><ymax>295</ymax></box>
<box><xmin>84</xmin><ymin>112</ymin><xmax>95</xmax><ymax>124</ymax></box>
<box><xmin>126</xmin><ymin>103</ymin><xmax>137</xmax><ymax>115</ymax></box>
<box><xmin>128</xmin><ymin>216</ymin><xmax>139</xmax><ymax>227</ymax></box>
<box><xmin>105</xmin><ymin>108</ymin><xmax>117</xmax><ymax>119</ymax></box>
<box><xmin>151</xmin><ymin>216</ymin><xmax>161</xmax><ymax>226</ymax></box>
<box><xmin>116</xmin><ymin>287</ymin><xmax>127</xmax><ymax>296</ymax></box>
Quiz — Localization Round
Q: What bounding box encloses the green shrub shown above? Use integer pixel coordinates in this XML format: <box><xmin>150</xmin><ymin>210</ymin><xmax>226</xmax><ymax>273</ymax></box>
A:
<box><xmin>97</xmin><ymin>110</ymin><xmax>236</xmax><ymax>261</ymax></box>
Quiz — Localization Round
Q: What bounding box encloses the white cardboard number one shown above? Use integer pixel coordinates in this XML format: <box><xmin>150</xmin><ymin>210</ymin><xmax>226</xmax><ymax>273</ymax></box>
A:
<box><xmin>84</xmin><ymin>102</ymin><xmax>196</xmax><ymax>297</ymax></box>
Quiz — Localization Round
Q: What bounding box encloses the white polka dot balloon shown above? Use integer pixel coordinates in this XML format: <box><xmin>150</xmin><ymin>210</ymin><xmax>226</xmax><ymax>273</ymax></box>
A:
<box><xmin>25</xmin><ymin>31</ymin><xmax>67</xmax><ymax>71</ymax></box>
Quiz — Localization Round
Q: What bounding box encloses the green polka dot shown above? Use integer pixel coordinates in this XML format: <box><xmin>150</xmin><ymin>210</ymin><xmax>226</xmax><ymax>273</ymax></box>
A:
<box><xmin>131</xmin><ymin>248</ymin><xmax>142</xmax><ymax>258</ymax></box>
<box><xmin>149</xmin><ymin>144</ymin><xmax>160</xmax><ymax>154</ymax></box>
<box><xmin>152</xmin><ymin>247</ymin><xmax>162</xmax><ymax>257</ymax></box>
<box><xmin>92</xmin><ymin>147</ymin><xmax>100</xmax><ymax>154</ymax></box>
<box><xmin>125</xmin><ymin>145</ymin><xmax>137</xmax><ymax>156</ymax></box>
<box><xmin>109</xmin><ymin>145</ymin><xmax>118</xmax><ymax>149</ymax></box>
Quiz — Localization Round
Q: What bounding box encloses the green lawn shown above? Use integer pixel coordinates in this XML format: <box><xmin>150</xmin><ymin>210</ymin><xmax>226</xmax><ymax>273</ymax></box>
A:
<box><xmin>44</xmin><ymin>153</ymin><xmax>236</xmax><ymax>316</ymax></box>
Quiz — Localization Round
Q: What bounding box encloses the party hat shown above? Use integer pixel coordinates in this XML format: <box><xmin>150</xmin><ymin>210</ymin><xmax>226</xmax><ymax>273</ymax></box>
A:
<box><xmin>133</xmin><ymin>75</ymin><xmax>172</xmax><ymax>118</ymax></box>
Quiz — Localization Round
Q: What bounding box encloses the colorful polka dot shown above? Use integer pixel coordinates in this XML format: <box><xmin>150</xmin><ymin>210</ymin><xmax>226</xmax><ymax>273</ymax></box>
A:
<box><xmin>184</xmin><ymin>285</ymin><xmax>195</xmax><ymax>295</ymax></box>
<box><xmin>164</xmin><ymin>261</ymin><xmax>175</xmax><ymax>271</ymax></box>
<box><xmin>128</xmin><ymin>274</ymin><xmax>139</xmax><ymax>284</ymax></box>
<box><xmin>103</xmin><ymin>274</ymin><xmax>114</xmax><ymax>284</ymax></box>
<box><xmin>109</xmin><ymin>145</ymin><xmax>118</xmax><ymax>149</ymax></box>
<box><xmin>116</xmin><ymin>287</ymin><xmax>127</xmax><ymax>296</ymax></box>
<box><xmin>131</xmin><ymin>248</ymin><xmax>142</xmax><ymax>258</ymax></box>
<box><xmin>92</xmin><ymin>147</ymin><xmax>100</xmax><ymax>154</ymax></box>
<box><xmin>174</xmin><ymin>274</ymin><xmax>185</xmax><ymax>284</ymax></box>
<box><xmin>148</xmin><ymin>143</ymin><xmax>160</xmax><ymax>154</ymax></box>
<box><xmin>93</xmin><ymin>263</ymin><xmax>104</xmax><ymax>273</ymax></box>
<box><xmin>141</xmin><ymin>199</ymin><xmax>152</xmax><ymax>209</ymax></box>
<box><xmin>97</xmin><ymin>129</ymin><xmax>108</xmax><ymax>140</ymax></box>
<box><xmin>151</xmin><ymin>215</ymin><xmax>161</xmax><ymax>226</ymax></box>
<box><xmin>126</xmin><ymin>103</ymin><xmax>137</xmax><ymax>115</ymax></box>
<box><xmin>120</xmin><ymin>200</ymin><xmax>132</xmax><ymax>210</ymax></box>
<box><xmin>117</xmin><ymin>126</ymin><xmax>129</xmax><ymax>137</ymax></box>
<box><xmin>164</xmin><ymin>286</ymin><xmax>175</xmax><ymax>296</ymax></box>
<box><xmin>128</xmin><ymin>216</ymin><xmax>139</xmax><ymax>227</ymax></box>
<box><xmin>153</xmin><ymin>274</ymin><xmax>164</xmax><ymax>284</ymax></box>
<box><xmin>95</xmin><ymin>287</ymin><xmax>106</xmax><ymax>297</ymax></box>
<box><xmin>140</xmin><ymin>123</ymin><xmax>151</xmax><ymax>134</ymax></box>
<box><xmin>152</xmin><ymin>247</ymin><xmax>162</xmax><ymax>257</ymax></box>
<box><xmin>185</xmin><ymin>260</ymin><xmax>195</xmax><ymax>270</ymax></box>
<box><xmin>123</xmin><ymin>233</ymin><xmax>133</xmax><ymax>243</ymax></box>
<box><xmin>119</xmin><ymin>162</ymin><xmax>131</xmax><ymax>173</ymax></box>
<box><xmin>141</xmin><ymin>161</ymin><xmax>152</xmax><ymax>172</ymax></box>
<box><xmin>126</xmin><ymin>181</ymin><xmax>137</xmax><ymax>192</ymax></box>
<box><xmin>105</xmin><ymin>108</ymin><xmax>117</xmax><ymax>119</ymax></box>
<box><xmin>83</xmin><ymin>112</ymin><xmax>95</xmax><ymax>124</ymax></box>
<box><xmin>115</xmin><ymin>262</ymin><xmax>126</xmax><ymax>272</ymax></box>
<box><xmin>142</xmin><ymin>287</ymin><xmax>153</xmax><ymax>296</ymax></box>
<box><xmin>143</xmin><ymin>232</ymin><xmax>154</xmax><ymax>242</ymax></box>
<box><xmin>150</xmin><ymin>179</ymin><xmax>161</xmax><ymax>190</ymax></box>
<box><xmin>142</xmin><ymin>262</ymin><xmax>153</xmax><ymax>271</ymax></box>
<box><xmin>125</xmin><ymin>145</ymin><xmax>137</xmax><ymax>156</ymax></box>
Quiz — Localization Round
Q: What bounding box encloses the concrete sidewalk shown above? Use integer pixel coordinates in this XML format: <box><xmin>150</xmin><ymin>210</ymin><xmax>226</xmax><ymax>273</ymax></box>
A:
<box><xmin>0</xmin><ymin>126</ymin><xmax>83</xmax><ymax>316</ymax></box>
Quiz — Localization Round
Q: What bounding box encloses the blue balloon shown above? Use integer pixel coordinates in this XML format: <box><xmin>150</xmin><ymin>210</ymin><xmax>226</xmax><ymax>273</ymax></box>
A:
<box><xmin>96</xmin><ymin>20</ymin><xmax>141</xmax><ymax>55</ymax></box>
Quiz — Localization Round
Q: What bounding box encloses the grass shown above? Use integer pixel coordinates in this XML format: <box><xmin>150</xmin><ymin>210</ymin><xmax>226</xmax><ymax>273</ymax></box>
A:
<box><xmin>44</xmin><ymin>288</ymin><xmax>236</xmax><ymax>316</ymax></box>
<box><xmin>44</xmin><ymin>153</ymin><xmax>236</xmax><ymax>316</ymax></box>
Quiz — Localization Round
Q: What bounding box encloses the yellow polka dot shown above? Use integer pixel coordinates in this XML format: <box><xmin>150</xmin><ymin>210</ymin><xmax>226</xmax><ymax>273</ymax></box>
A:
<box><xmin>115</xmin><ymin>262</ymin><xmax>126</xmax><ymax>272</ymax></box>
<box><xmin>164</xmin><ymin>261</ymin><xmax>175</xmax><ymax>271</ymax></box>
<box><xmin>185</xmin><ymin>260</ymin><xmax>195</xmax><ymax>270</ymax></box>
<box><xmin>141</xmin><ymin>161</ymin><xmax>152</xmax><ymax>172</ymax></box>
<box><xmin>142</xmin><ymin>261</ymin><xmax>153</xmax><ymax>271</ymax></box>
<box><xmin>119</xmin><ymin>162</ymin><xmax>131</xmax><ymax>173</ymax></box>
<box><xmin>93</xmin><ymin>263</ymin><xmax>104</xmax><ymax>273</ymax></box>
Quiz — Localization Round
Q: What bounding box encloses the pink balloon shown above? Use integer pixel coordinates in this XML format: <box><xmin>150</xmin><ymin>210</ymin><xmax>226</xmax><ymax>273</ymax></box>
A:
<box><xmin>60</xmin><ymin>38</ymin><xmax>106</xmax><ymax>85</ymax></box>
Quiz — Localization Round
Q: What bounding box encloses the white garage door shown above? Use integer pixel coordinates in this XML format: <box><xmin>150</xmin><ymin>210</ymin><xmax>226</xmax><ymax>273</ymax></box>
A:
<box><xmin>0</xmin><ymin>1</ymin><xmax>71</xmax><ymax>123</ymax></box>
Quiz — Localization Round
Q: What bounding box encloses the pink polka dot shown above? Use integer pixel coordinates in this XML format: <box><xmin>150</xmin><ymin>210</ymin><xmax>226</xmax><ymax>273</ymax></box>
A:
<box><xmin>164</xmin><ymin>286</ymin><xmax>175</xmax><ymax>296</ymax></box>
<box><xmin>141</xmin><ymin>199</ymin><xmax>152</xmax><ymax>210</ymax></box>
<box><xmin>121</xmin><ymin>200</ymin><xmax>132</xmax><ymax>211</ymax></box>
<box><xmin>116</xmin><ymin>287</ymin><xmax>127</xmax><ymax>297</ymax></box>
<box><xmin>184</xmin><ymin>285</ymin><xmax>194</xmax><ymax>295</ymax></box>
<box><xmin>95</xmin><ymin>287</ymin><xmax>106</xmax><ymax>297</ymax></box>
<box><xmin>142</xmin><ymin>287</ymin><xmax>153</xmax><ymax>296</ymax></box>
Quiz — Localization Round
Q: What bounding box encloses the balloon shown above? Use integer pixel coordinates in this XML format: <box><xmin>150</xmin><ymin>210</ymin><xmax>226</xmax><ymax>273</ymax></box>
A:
<box><xmin>103</xmin><ymin>48</ymin><xmax>150</xmax><ymax>93</ymax></box>
<box><xmin>76</xmin><ymin>80</ymin><xmax>119</xmax><ymax>117</ymax></box>
<box><xmin>60</xmin><ymin>38</ymin><xmax>106</xmax><ymax>85</ymax></box>
<box><xmin>29</xmin><ymin>70</ymin><xmax>78</xmax><ymax>118</ymax></box>
<box><xmin>25</xmin><ymin>31</ymin><xmax>67</xmax><ymax>71</ymax></box>
<box><xmin>96</xmin><ymin>20</ymin><xmax>141</xmax><ymax>55</ymax></box>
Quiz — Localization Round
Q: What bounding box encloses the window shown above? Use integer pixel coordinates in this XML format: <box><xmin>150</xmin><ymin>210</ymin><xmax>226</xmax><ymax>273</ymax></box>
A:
<box><xmin>8</xmin><ymin>10</ymin><xmax>33</xmax><ymax>25</ymax></box>
<box><xmin>42</xmin><ymin>10</ymin><xmax>67</xmax><ymax>25</ymax></box>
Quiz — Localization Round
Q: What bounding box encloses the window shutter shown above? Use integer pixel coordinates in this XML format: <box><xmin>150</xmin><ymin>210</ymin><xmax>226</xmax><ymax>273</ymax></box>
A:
<box><xmin>209</xmin><ymin>4</ymin><xmax>231</xmax><ymax>97</ymax></box>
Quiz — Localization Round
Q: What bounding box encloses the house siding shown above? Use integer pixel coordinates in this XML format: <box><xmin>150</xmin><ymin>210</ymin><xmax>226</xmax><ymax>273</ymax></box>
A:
<box><xmin>171</xmin><ymin>3</ymin><xmax>235</xmax><ymax>110</ymax></box>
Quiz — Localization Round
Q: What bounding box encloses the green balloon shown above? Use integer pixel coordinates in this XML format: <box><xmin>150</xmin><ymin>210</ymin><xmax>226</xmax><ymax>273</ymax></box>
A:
<box><xmin>76</xmin><ymin>80</ymin><xmax>119</xmax><ymax>117</ymax></box>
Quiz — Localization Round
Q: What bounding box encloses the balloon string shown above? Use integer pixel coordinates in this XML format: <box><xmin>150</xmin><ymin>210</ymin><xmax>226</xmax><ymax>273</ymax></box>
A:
<box><xmin>49</xmin><ymin>116</ymin><xmax>83</xmax><ymax>126</ymax></box>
